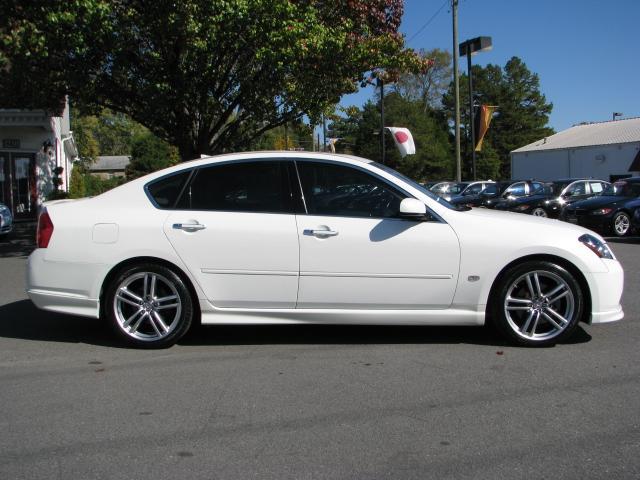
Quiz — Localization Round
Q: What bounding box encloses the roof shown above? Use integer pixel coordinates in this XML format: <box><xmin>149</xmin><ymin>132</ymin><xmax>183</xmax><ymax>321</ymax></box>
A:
<box><xmin>512</xmin><ymin>117</ymin><xmax>640</xmax><ymax>153</ymax></box>
<box><xmin>89</xmin><ymin>155</ymin><xmax>131</xmax><ymax>171</ymax></box>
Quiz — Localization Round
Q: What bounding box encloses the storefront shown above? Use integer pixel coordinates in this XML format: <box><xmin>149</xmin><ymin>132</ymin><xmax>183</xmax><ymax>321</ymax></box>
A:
<box><xmin>0</xmin><ymin>104</ymin><xmax>77</xmax><ymax>220</ymax></box>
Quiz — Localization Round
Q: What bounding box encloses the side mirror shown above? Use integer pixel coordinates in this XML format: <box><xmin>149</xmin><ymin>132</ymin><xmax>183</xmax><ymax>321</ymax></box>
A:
<box><xmin>400</xmin><ymin>198</ymin><xmax>427</xmax><ymax>218</ymax></box>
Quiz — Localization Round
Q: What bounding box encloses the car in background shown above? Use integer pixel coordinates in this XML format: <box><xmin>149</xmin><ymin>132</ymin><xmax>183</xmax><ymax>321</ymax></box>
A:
<box><xmin>632</xmin><ymin>207</ymin><xmax>640</xmax><ymax>235</ymax></box>
<box><xmin>448</xmin><ymin>181</ymin><xmax>500</xmax><ymax>208</ymax></box>
<box><xmin>26</xmin><ymin>151</ymin><xmax>624</xmax><ymax>348</ymax></box>
<box><xmin>493</xmin><ymin>179</ymin><xmax>610</xmax><ymax>218</ymax></box>
<box><xmin>431</xmin><ymin>181</ymin><xmax>495</xmax><ymax>202</ymax></box>
<box><xmin>561</xmin><ymin>177</ymin><xmax>640</xmax><ymax>236</ymax></box>
<box><xmin>0</xmin><ymin>202</ymin><xmax>13</xmax><ymax>238</ymax></box>
<box><xmin>486</xmin><ymin>180</ymin><xmax>545</xmax><ymax>209</ymax></box>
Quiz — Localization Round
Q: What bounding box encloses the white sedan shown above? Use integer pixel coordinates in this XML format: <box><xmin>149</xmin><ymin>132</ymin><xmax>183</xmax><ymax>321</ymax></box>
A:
<box><xmin>27</xmin><ymin>152</ymin><xmax>624</xmax><ymax>348</ymax></box>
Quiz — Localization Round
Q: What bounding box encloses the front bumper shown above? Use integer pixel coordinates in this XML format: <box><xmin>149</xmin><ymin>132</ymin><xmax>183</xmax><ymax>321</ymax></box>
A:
<box><xmin>561</xmin><ymin>213</ymin><xmax>612</xmax><ymax>234</ymax></box>
<box><xmin>585</xmin><ymin>258</ymin><xmax>624</xmax><ymax>324</ymax></box>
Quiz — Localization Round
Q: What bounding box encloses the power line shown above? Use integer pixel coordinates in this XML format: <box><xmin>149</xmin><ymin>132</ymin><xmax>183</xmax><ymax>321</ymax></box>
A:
<box><xmin>407</xmin><ymin>0</ymin><xmax>449</xmax><ymax>44</ymax></box>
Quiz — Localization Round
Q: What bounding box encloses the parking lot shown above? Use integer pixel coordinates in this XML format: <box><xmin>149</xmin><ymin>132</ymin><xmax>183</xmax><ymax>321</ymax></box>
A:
<box><xmin>1</xmin><ymin>223</ymin><xmax>639</xmax><ymax>480</ymax></box>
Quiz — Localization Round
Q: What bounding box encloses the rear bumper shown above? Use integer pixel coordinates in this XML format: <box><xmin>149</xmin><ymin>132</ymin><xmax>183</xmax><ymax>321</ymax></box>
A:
<box><xmin>27</xmin><ymin>288</ymin><xmax>99</xmax><ymax>318</ymax></box>
<box><xmin>26</xmin><ymin>249</ymin><xmax>105</xmax><ymax>318</ymax></box>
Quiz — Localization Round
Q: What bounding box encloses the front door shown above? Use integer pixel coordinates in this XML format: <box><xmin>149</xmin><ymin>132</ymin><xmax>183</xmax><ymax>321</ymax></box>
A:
<box><xmin>294</xmin><ymin>161</ymin><xmax>460</xmax><ymax>309</ymax></box>
<box><xmin>0</xmin><ymin>153</ymin><xmax>37</xmax><ymax>219</ymax></box>
<box><xmin>162</xmin><ymin>159</ymin><xmax>300</xmax><ymax>309</ymax></box>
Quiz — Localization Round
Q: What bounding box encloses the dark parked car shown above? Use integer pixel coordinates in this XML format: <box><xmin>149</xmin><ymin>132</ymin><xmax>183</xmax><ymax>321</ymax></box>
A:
<box><xmin>632</xmin><ymin>206</ymin><xmax>640</xmax><ymax>235</ymax></box>
<box><xmin>0</xmin><ymin>202</ymin><xmax>13</xmax><ymax>238</ymax></box>
<box><xmin>493</xmin><ymin>179</ymin><xmax>609</xmax><ymax>218</ymax></box>
<box><xmin>431</xmin><ymin>181</ymin><xmax>495</xmax><ymax>202</ymax></box>
<box><xmin>561</xmin><ymin>177</ymin><xmax>640</xmax><ymax>236</ymax></box>
<box><xmin>486</xmin><ymin>180</ymin><xmax>546</xmax><ymax>209</ymax></box>
<box><xmin>448</xmin><ymin>182</ymin><xmax>501</xmax><ymax>208</ymax></box>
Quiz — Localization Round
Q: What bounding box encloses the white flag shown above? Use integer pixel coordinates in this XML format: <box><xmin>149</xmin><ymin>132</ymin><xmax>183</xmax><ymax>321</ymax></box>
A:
<box><xmin>386</xmin><ymin>127</ymin><xmax>415</xmax><ymax>157</ymax></box>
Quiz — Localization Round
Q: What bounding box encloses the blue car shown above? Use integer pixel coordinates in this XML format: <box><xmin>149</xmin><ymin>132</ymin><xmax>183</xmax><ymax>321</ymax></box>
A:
<box><xmin>0</xmin><ymin>202</ymin><xmax>12</xmax><ymax>238</ymax></box>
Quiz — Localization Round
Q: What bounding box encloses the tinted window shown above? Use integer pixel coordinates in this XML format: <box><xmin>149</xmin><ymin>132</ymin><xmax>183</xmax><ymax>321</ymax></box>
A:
<box><xmin>505</xmin><ymin>183</ymin><xmax>526</xmax><ymax>197</ymax></box>
<box><xmin>147</xmin><ymin>171</ymin><xmax>191</xmax><ymax>208</ymax></box>
<box><xmin>483</xmin><ymin>184</ymin><xmax>498</xmax><ymax>195</ymax></box>
<box><xmin>566</xmin><ymin>181</ymin><xmax>586</xmax><ymax>196</ymax></box>
<box><xmin>464</xmin><ymin>183</ymin><xmax>484</xmax><ymax>195</ymax></box>
<box><xmin>183</xmin><ymin>161</ymin><xmax>292</xmax><ymax>213</ymax></box>
<box><xmin>531</xmin><ymin>182</ymin><xmax>545</xmax><ymax>193</ymax></box>
<box><xmin>297</xmin><ymin>162</ymin><xmax>404</xmax><ymax>218</ymax></box>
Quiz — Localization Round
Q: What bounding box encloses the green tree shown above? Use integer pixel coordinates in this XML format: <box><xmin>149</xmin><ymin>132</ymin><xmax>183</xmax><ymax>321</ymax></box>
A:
<box><xmin>393</xmin><ymin>48</ymin><xmax>452</xmax><ymax>111</ymax></box>
<box><xmin>1</xmin><ymin>0</ymin><xmax>425</xmax><ymax>160</ymax></box>
<box><xmin>443</xmin><ymin>57</ymin><xmax>553</xmax><ymax>179</ymax></box>
<box><xmin>68</xmin><ymin>165</ymin><xmax>86</xmax><ymax>199</ymax></box>
<box><xmin>350</xmin><ymin>93</ymin><xmax>453</xmax><ymax>181</ymax></box>
<box><xmin>125</xmin><ymin>133</ymin><xmax>180</xmax><ymax>180</ymax></box>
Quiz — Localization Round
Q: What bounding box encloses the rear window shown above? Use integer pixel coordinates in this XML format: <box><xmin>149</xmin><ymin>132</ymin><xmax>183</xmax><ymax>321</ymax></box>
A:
<box><xmin>146</xmin><ymin>170</ymin><xmax>191</xmax><ymax>208</ymax></box>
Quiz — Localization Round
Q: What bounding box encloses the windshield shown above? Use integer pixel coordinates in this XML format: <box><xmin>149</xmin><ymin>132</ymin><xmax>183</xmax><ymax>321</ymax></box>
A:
<box><xmin>372</xmin><ymin>163</ymin><xmax>465</xmax><ymax>211</ymax></box>
<box><xmin>602</xmin><ymin>181</ymin><xmax>640</xmax><ymax>197</ymax></box>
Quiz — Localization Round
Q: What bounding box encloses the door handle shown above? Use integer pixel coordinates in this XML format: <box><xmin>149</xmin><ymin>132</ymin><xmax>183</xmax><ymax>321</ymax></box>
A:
<box><xmin>173</xmin><ymin>222</ymin><xmax>206</xmax><ymax>232</ymax></box>
<box><xmin>304</xmin><ymin>227</ymin><xmax>339</xmax><ymax>238</ymax></box>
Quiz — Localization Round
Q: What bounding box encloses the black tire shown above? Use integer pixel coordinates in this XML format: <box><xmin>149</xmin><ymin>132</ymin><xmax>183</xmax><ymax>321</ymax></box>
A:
<box><xmin>611</xmin><ymin>211</ymin><xmax>631</xmax><ymax>237</ymax></box>
<box><xmin>490</xmin><ymin>261</ymin><xmax>584</xmax><ymax>347</ymax></box>
<box><xmin>104</xmin><ymin>263</ymin><xmax>194</xmax><ymax>348</ymax></box>
<box><xmin>531</xmin><ymin>207</ymin><xmax>548</xmax><ymax>218</ymax></box>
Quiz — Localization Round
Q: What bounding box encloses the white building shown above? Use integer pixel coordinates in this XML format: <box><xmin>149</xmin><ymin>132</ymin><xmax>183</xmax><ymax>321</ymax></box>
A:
<box><xmin>511</xmin><ymin>117</ymin><xmax>640</xmax><ymax>182</ymax></box>
<box><xmin>0</xmin><ymin>101</ymin><xmax>78</xmax><ymax>220</ymax></box>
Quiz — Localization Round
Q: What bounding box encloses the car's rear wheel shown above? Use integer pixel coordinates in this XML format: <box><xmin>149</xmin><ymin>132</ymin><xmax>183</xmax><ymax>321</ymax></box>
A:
<box><xmin>491</xmin><ymin>261</ymin><xmax>583</xmax><ymax>347</ymax></box>
<box><xmin>531</xmin><ymin>207</ymin><xmax>548</xmax><ymax>217</ymax></box>
<box><xmin>612</xmin><ymin>211</ymin><xmax>630</xmax><ymax>237</ymax></box>
<box><xmin>105</xmin><ymin>263</ymin><xmax>193</xmax><ymax>348</ymax></box>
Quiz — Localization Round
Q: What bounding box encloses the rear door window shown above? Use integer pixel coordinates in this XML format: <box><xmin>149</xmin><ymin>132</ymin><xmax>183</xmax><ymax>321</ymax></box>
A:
<box><xmin>146</xmin><ymin>170</ymin><xmax>191</xmax><ymax>209</ymax></box>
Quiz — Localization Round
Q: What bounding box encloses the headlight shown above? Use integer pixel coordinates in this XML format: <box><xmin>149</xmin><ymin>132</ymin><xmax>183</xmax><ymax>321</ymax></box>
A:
<box><xmin>514</xmin><ymin>204</ymin><xmax>530</xmax><ymax>211</ymax></box>
<box><xmin>591</xmin><ymin>208</ymin><xmax>613</xmax><ymax>215</ymax></box>
<box><xmin>579</xmin><ymin>234</ymin><xmax>615</xmax><ymax>260</ymax></box>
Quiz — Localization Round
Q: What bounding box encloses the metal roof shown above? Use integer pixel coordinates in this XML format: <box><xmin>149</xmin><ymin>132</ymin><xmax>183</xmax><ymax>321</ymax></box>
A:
<box><xmin>89</xmin><ymin>155</ymin><xmax>131</xmax><ymax>171</ymax></box>
<box><xmin>512</xmin><ymin>117</ymin><xmax>640</xmax><ymax>153</ymax></box>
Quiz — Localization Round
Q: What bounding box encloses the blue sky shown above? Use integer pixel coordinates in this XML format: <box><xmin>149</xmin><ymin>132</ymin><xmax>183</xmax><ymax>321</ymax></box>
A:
<box><xmin>341</xmin><ymin>0</ymin><xmax>639</xmax><ymax>132</ymax></box>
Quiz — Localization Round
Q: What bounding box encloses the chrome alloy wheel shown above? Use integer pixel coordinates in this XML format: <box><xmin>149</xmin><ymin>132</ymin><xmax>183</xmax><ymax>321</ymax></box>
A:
<box><xmin>614</xmin><ymin>213</ymin><xmax>630</xmax><ymax>236</ymax></box>
<box><xmin>531</xmin><ymin>207</ymin><xmax>548</xmax><ymax>217</ymax></box>
<box><xmin>113</xmin><ymin>272</ymin><xmax>182</xmax><ymax>342</ymax></box>
<box><xmin>503</xmin><ymin>270</ymin><xmax>575</xmax><ymax>341</ymax></box>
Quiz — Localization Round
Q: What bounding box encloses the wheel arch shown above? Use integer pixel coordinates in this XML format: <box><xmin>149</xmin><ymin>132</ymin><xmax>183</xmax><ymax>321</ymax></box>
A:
<box><xmin>99</xmin><ymin>256</ymin><xmax>201</xmax><ymax>322</ymax></box>
<box><xmin>485</xmin><ymin>254</ymin><xmax>592</xmax><ymax>325</ymax></box>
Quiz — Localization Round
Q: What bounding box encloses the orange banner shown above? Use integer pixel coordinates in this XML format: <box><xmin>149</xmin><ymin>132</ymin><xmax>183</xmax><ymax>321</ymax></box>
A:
<box><xmin>474</xmin><ymin>105</ymin><xmax>497</xmax><ymax>152</ymax></box>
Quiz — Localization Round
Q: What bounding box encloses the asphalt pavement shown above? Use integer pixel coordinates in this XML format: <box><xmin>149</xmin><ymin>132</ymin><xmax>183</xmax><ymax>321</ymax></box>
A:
<box><xmin>0</xmin><ymin>224</ymin><xmax>638</xmax><ymax>479</ymax></box>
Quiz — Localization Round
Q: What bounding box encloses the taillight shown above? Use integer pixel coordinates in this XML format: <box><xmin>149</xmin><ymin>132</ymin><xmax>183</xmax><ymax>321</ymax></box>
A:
<box><xmin>37</xmin><ymin>209</ymin><xmax>54</xmax><ymax>248</ymax></box>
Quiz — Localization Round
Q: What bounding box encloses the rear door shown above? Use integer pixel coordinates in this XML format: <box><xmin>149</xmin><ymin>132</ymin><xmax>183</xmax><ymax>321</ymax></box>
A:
<box><xmin>161</xmin><ymin>159</ymin><xmax>300</xmax><ymax>308</ymax></box>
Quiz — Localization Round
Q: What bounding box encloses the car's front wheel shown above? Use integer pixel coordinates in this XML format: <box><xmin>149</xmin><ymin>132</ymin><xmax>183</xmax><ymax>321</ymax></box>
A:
<box><xmin>612</xmin><ymin>211</ymin><xmax>630</xmax><ymax>237</ymax></box>
<box><xmin>531</xmin><ymin>207</ymin><xmax>548</xmax><ymax>217</ymax></box>
<box><xmin>105</xmin><ymin>263</ymin><xmax>194</xmax><ymax>348</ymax></box>
<box><xmin>491</xmin><ymin>261</ymin><xmax>584</xmax><ymax>347</ymax></box>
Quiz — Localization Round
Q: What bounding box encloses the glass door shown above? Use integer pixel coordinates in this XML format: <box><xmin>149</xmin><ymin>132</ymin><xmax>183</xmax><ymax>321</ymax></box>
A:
<box><xmin>0</xmin><ymin>153</ymin><xmax>10</xmax><ymax>212</ymax></box>
<box><xmin>8</xmin><ymin>153</ymin><xmax>37</xmax><ymax>220</ymax></box>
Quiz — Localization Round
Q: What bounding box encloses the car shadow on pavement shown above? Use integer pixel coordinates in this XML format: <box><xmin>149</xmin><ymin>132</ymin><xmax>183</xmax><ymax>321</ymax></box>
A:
<box><xmin>180</xmin><ymin>323</ymin><xmax>592</xmax><ymax>348</ymax></box>
<box><xmin>0</xmin><ymin>222</ymin><xmax>36</xmax><ymax>258</ymax></box>
<box><xmin>0</xmin><ymin>299</ymin><xmax>122</xmax><ymax>348</ymax></box>
<box><xmin>0</xmin><ymin>299</ymin><xmax>592</xmax><ymax>348</ymax></box>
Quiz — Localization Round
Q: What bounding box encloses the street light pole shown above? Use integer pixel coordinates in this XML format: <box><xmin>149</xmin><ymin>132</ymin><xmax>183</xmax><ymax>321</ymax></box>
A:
<box><xmin>459</xmin><ymin>36</ymin><xmax>492</xmax><ymax>181</ymax></box>
<box><xmin>452</xmin><ymin>0</ymin><xmax>461</xmax><ymax>182</ymax></box>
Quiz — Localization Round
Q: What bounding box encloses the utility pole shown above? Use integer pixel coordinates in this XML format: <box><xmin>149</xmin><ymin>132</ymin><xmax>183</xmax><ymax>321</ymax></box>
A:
<box><xmin>452</xmin><ymin>0</ymin><xmax>461</xmax><ymax>181</ymax></box>
<box><xmin>466</xmin><ymin>49</ymin><xmax>476</xmax><ymax>181</ymax></box>
<box><xmin>322</xmin><ymin>114</ymin><xmax>327</xmax><ymax>152</ymax></box>
<box><xmin>380</xmin><ymin>77</ymin><xmax>385</xmax><ymax>164</ymax></box>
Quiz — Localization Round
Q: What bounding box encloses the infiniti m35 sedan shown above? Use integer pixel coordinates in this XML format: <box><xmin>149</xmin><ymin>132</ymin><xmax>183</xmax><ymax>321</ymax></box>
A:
<box><xmin>27</xmin><ymin>152</ymin><xmax>624</xmax><ymax>348</ymax></box>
